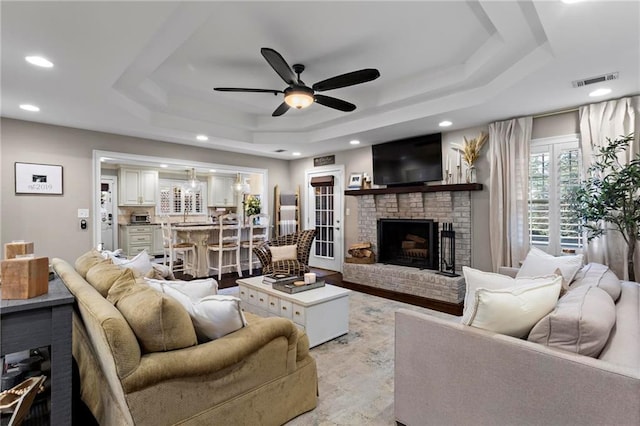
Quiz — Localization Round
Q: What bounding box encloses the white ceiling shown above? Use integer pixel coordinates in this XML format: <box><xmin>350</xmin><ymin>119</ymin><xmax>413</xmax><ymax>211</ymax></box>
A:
<box><xmin>2</xmin><ymin>1</ymin><xmax>639</xmax><ymax>159</ymax></box>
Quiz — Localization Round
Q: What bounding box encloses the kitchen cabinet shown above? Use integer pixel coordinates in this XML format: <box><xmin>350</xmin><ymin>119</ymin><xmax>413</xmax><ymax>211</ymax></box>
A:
<box><xmin>119</xmin><ymin>224</ymin><xmax>161</xmax><ymax>256</ymax></box>
<box><xmin>208</xmin><ymin>176</ymin><xmax>235</xmax><ymax>207</ymax></box>
<box><xmin>118</xmin><ymin>168</ymin><xmax>158</xmax><ymax>206</ymax></box>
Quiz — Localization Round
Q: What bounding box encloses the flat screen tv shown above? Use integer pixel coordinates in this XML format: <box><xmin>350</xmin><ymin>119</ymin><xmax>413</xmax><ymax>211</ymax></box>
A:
<box><xmin>372</xmin><ymin>133</ymin><xmax>442</xmax><ymax>186</ymax></box>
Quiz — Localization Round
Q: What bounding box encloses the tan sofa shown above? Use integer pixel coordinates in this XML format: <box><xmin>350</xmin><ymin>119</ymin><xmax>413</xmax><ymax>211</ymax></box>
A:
<box><xmin>52</xmin><ymin>257</ymin><xmax>317</xmax><ymax>425</ymax></box>
<box><xmin>395</xmin><ymin>266</ymin><xmax>640</xmax><ymax>426</ymax></box>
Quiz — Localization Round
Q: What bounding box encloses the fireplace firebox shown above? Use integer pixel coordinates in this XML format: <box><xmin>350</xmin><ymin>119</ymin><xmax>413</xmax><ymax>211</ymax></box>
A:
<box><xmin>377</xmin><ymin>218</ymin><xmax>439</xmax><ymax>270</ymax></box>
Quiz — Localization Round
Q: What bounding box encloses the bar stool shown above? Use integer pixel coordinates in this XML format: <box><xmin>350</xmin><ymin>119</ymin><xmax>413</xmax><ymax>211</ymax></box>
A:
<box><xmin>160</xmin><ymin>218</ymin><xmax>196</xmax><ymax>276</ymax></box>
<box><xmin>241</xmin><ymin>213</ymin><xmax>270</xmax><ymax>275</ymax></box>
<box><xmin>206</xmin><ymin>213</ymin><xmax>242</xmax><ymax>280</ymax></box>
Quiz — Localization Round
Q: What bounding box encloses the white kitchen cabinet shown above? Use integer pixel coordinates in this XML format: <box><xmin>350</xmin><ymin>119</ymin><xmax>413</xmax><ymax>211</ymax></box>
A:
<box><xmin>118</xmin><ymin>168</ymin><xmax>158</xmax><ymax>206</ymax></box>
<box><xmin>120</xmin><ymin>224</ymin><xmax>161</xmax><ymax>256</ymax></box>
<box><xmin>208</xmin><ymin>176</ymin><xmax>235</xmax><ymax>207</ymax></box>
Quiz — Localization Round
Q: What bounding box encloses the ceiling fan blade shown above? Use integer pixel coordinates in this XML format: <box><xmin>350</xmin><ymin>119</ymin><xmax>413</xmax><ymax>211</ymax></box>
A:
<box><xmin>261</xmin><ymin>48</ymin><xmax>297</xmax><ymax>85</ymax></box>
<box><xmin>314</xmin><ymin>95</ymin><xmax>356</xmax><ymax>112</ymax></box>
<box><xmin>214</xmin><ymin>87</ymin><xmax>282</xmax><ymax>94</ymax></box>
<box><xmin>272</xmin><ymin>102</ymin><xmax>290</xmax><ymax>117</ymax></box>
<box><xmin>312</xmin><ymin>68</ymin><xmax>380</xmax><ymax>92</ymax></box>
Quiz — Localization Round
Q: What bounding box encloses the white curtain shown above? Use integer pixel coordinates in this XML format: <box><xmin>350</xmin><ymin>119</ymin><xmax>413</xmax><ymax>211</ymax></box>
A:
<box><xmin>488</xmin><ymin>117</ymin><xmax>533</xmax><ymax>271</ymax></box>
<box><xmin>579</xmin><ymin>96</ymin><xmax>639</xmax><ymax>280</ymax></box>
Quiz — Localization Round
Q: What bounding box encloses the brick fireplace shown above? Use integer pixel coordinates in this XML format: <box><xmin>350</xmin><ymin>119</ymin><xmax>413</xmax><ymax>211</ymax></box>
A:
<box><xmin>343</xmin><ymin>186</ymin><xmax>476</xmax><ymax>311</ymax></box>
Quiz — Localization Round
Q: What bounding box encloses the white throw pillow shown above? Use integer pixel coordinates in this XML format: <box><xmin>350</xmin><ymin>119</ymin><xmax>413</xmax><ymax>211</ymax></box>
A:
<box><xmin>466</xmin><ymin>275</ymin><xmax>562</xmax><ymax>338</ymax></box>
<box><xmin>148</xmin><ymin>281</ymin><xmax>244</xmax><ymax>340</ymax></box>
<box><xmin>517</xmin><ymin>247</ymin><xmax>583</xmax><ymax>286</ymax></box>
<box><xmin>145</xmin><ymin>277</ymin><xmax>218</xmax><ymax>302</ymax></box>
<box><xmin>270</xmin><ymin>244</ymin><xmax>297</xmax><ymax>262</ymax></box>
<box><xmin>461</xmin><ymin>267</ymin><xmax>558</xmax><ymax>324</ymax></box>
<box><xmin>111</xmin><ymin>250</ymin><xmax>154</xmax><ymax>276</ymax></box>
<box><xmin>192</xmin><ymin>295</ymin><xmax>247</xmax><ymax>340</ymax></box>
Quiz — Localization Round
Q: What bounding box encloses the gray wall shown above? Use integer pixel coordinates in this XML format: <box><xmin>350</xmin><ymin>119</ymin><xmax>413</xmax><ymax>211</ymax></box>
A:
<box><xmin>0</xmin><ymin>118</ymin><xmax>289</xmax><ymax>263</ymax></box>
<box><xmin>1</xmin><ymin>111</ymin><xmax>579</xmax><ymax>269</ymax></box>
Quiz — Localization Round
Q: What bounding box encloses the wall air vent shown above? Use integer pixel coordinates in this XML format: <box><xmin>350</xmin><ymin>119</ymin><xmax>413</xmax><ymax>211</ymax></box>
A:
<box><xmin>572</xmin><ymin>72</ymin><xmax>618</xmax><ymax>88</ymax></box>
<box><xmin>274</xmin><ymin>149</ymin><xmax>286</xmax><ymax>153</ymax></box>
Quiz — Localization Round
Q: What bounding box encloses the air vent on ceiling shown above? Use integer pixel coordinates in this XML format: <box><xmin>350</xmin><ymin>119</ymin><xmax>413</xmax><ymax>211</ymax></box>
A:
<box><xmin>572</xmin><ymin>72</ymin><xmax>618</xmax><ymax>88</ymax></box>
<box><xmin>274</xmin><ymin>149</ymin><xmax>286</xmax><ymax>153</ymax></box>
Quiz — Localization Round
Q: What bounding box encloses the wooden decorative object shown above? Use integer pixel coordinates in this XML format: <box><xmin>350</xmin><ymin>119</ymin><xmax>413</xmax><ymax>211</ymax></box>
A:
<box><xmin>346</xmin><ymin>241</ymin><xmax>376</xmax><ymax>264</ymax></box>
<box><xmin>345</xmin><ymin>256</ymin><xmax>376</xmax><ymax>264</ymax></box>
<box><xmin>405</xmin><ymin>234</ymin><xmax>426</xmax><ymax>244</ymax></box>
<box><xmin>0</xmin><ymin>257</ymin><xmax>49</xmax><ymax>299</ymax></box>
<box><xmin>4</xmin><ymin>242</ymin><xmax>34</xmax><ymax>260</ymax></box>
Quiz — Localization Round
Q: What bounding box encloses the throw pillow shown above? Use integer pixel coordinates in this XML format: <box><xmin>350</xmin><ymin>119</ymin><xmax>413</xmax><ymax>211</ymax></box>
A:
<box><xmin>75</xmin><ymin>249</ymin><xmax>108</xmax><ymax>278</ymax></box>
<box><xmin>107</xmin><ymin>269</ymin><xmax>197</xmax><ymax>352</ymax></box>
<box><xmin>85</xmin><ymin>260</ymin><xmax>130</xmax><ymax>297</ymax></box>
<box><xmin>145</xmin><ymin>263</ymin><xmax>175</xmax><ymax>280</ymax></box>
<box><xmin>517</xmin><ymin>247</ymin><xmax>584</xmax><ymax>287</ymax></box>
<box><xmin>461</xmin><ymin>266</ymin><xmax>558</xmax><ymax>324</ymax></box>
<box><xmin>270</xmin><ymin>244</ymin><xmax>298</xmax><ymax>262</ymax></box>
<box><xmin>465</xmin><ymin>275</ymin><xmax>562</xmax><ymax>338</ymax></box>
<box><xmin>528</xmin><ymin>285</ymin><xmax>616</xmax><ymax>357</ymax></box>
<box><xmin>192</xmin><ymin>295</ymin><xmax>247</xmax><ymax>340</ymax></box>
<box><xmin>150</xmin><ymin>283</ymin><xmax>245</xmax><ymax>341</ymax></box>
<box><xmin>145</xmin><ymin>277</ymin><xmax>218</xmax><ymax>302</ymax></box>
<box><xmin>569</xmin><ymin>263</ymin><xmax>621</xmax><ymax>302</ymax></box>
<box><xmin>111</xmin><ymin>250</ymin><xmax>154</xmax><ymax>276</ymax></box>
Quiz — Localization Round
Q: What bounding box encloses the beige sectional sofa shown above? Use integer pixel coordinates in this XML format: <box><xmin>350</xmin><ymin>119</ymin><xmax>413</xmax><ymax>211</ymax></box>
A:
<box><xmin>395</xmin><ymin>264</ymin><xmax>640</xmax><ymax>426</ymax></box>
<box><xmin>52</xmin><ymin>254</ymin><xmax>317</xmax><ymax>425</ymax></box>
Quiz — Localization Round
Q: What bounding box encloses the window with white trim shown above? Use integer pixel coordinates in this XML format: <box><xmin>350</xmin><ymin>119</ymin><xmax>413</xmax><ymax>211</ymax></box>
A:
<box><xmin>529</xmin><ymin>135</ymin><xmax>582</xmax><ymax>255</ymax></box>
<box><xmin>157</xmin><ymin>179</ymin><xmax>207</xmax><ymax>215</ymax></box>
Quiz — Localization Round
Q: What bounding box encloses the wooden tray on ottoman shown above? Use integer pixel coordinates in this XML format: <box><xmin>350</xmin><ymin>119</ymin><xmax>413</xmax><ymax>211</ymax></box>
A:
<box><xmin>272</xmin><ymin>280</ymin><xmax>326</xmax><ymax>294</ymax></box>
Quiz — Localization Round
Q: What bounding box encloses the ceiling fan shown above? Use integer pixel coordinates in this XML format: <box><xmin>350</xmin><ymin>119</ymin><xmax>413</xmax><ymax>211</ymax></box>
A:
<box><xmin>214</xmin><ymin>48</ymin><xmax>380</xmax><ymax>117</ymax></box>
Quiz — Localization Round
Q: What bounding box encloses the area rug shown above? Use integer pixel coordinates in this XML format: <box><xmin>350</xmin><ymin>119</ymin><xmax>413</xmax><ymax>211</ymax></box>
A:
<box><xmin>219</xmin><ymin>286</ymin><xmax>456</xmax><ymax>425</ymax></box>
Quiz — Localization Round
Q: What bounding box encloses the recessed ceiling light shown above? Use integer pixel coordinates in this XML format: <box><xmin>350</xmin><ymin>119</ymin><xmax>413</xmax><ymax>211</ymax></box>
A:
<box><xmin>589</xmin><ymin>88</ymin><xmax>611</xmax><ymax>97</ymax></box>
<box><xmin>19</xmin><ymin>104</ymin><xmax>40</xmax><ymax>112</ymax></box>
<box><xmin>209</xmin><ymin>169</ymin><xmax>217</xmax><ymax>173</ymax></box>
<box><xmin>439</xmin><ymin>120</ymin><xmax>453</xmax><ymax>127</ymax></box>
<box><xmin>561</xmin><ymin>0</ymin><xmax>582</xmax><ymax>4</ymax></box>
<box><xmin>350</xmin><ymin>140</ymin><xmax>360</xmax><ymax>145</ymax></box>
<box><xmin>196</xmin><ymin>134</ymin><xmax>208</xmax><ymax>141</ymax></box>
<box><xmin>25</xmin><ymin>56</ymin><xmax>53</xmax><ymax>68</ymax></box>
<box><xmin>292</xmin><ymin>152</ymin><xmax>301</xmax><ymax>157</ymax></box>
<box><xmin>160</xmin><ymin>164</ymin><xmax>168</xmax><ymax>168</ymax></box>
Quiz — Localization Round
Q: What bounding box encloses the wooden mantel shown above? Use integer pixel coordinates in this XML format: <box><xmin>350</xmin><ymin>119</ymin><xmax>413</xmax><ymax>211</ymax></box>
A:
<box><xmin>345</xmin><ymin>183</ymin><xmax>482</xmax><ymax>196</ymax></box>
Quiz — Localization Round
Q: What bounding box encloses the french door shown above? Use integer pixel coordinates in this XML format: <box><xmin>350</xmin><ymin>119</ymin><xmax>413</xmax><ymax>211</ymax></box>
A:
<box><xmin>305</xmin><ymin>166</ymin><xmax>344</xmax><ymax>272</ymax></box>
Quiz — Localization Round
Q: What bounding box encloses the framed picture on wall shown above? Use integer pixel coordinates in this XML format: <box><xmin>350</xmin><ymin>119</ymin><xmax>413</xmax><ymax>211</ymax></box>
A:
<box><xmin>15</xmin><ymin>162</ymin><xmax>63</xmax><ymax>195</ymax></box>
<box><xmin>348</xmin><ymin>172</ymin><xmax>364</xmax><ymax>189</ymax></box>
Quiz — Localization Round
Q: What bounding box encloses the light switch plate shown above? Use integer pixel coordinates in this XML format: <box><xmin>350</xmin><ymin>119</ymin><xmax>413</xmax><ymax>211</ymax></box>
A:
<box><xmin>78</xmin><ymin>208</ymin><xmax>90</xmax><ymax>218</ymax></box>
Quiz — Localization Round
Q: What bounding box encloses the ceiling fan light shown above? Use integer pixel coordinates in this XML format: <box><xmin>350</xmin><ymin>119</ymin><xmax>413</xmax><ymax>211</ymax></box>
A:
<box><xmin>284</xmin><ymin>86</ymin><xmax>314</xmax><ymax>109</ymax></box>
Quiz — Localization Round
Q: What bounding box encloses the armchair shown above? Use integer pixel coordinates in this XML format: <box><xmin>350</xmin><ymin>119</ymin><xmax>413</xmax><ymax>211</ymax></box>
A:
<box><xmin>253</xmin><ymin>229</ymin><xmax>316</xmax><ymax>276</ymax></box>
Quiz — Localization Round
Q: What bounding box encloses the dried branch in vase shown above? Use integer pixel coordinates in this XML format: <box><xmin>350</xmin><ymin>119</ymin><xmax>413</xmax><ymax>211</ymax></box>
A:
<box><xmin>451</xmin><ymin>132</ymin><xmax>488</xmax><ymax>166</ymax></box>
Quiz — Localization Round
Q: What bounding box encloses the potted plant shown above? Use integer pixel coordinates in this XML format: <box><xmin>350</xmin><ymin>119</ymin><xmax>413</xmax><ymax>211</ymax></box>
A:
<box><xmin>573</xmin><ymin>133</ymin><xmax>639</xmax><ymax>281</ymax></box>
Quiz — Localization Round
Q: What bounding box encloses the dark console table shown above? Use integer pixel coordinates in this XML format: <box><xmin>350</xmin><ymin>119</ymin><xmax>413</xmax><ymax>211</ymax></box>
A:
<box><xmin>1</xmin><ymin>277</ymin><xmax>74</xmax><ymax>425</ymax></box>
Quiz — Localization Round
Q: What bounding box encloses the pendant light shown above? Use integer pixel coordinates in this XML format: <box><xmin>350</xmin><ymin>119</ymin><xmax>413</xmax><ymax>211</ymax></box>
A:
<box><xmin>184</xmin><ymin>168</ymin><xmax>201</xmax><ymax>192</ymax></box>
<box><xmin>233</xmin><ymin>173</ymin><xmax>250</xmax><ymax>193</ymax></box>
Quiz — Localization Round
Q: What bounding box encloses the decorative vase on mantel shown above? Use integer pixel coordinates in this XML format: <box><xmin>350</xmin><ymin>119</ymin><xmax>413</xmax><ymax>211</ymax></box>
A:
<box><xmin>465</xmin><ymin>165</ymin><xmax>477</xmax><ymax>184</ymax></box>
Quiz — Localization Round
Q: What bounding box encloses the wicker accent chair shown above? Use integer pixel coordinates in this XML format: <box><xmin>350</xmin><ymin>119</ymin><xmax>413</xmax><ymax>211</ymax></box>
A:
<box><xmin>253</xmin><ymin>229</ymin><xmax>316</xmax><ymax>276</ymax></box>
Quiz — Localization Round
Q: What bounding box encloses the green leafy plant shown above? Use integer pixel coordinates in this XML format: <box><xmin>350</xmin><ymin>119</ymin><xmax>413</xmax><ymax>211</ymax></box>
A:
<box><xmin>572</xmin><ymin>133</ymin><xmax>639</xmax><ymax>281</ymax></box>
<box><xmin>245</xmin><ymin>195</ymin><xmax>261</xmax><ymax>217</ymax></box>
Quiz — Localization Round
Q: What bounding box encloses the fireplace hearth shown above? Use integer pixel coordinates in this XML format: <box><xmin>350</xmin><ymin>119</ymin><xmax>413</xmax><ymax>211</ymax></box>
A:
<box><xmin>377</xmin><ymin>219</ymin><xmax>438</xmax><ymax>270</ymax></box>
